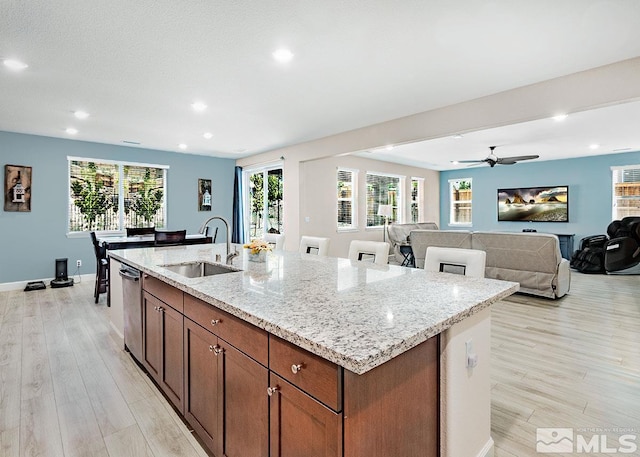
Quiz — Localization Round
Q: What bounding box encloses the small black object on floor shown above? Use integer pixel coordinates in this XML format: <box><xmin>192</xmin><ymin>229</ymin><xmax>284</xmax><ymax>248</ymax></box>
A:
<box><xmin>24</xmin><ymin>281</ymin><xmax>46</xmax><ymax>292</ymax></box>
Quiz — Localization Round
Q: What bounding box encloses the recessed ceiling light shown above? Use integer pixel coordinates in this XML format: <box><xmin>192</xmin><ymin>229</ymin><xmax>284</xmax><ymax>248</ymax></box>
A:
<box><xmin>452</xmin><ymin>134</ymin><xmax>463</xmax><ymax>139</ymax></box>
<box><xmin>451</xmin><ymin>161</ymin><xmax>460</xmax><ymax>165</ymax></box>
<box><xmin>589</xmin><ymin>144</ymin><xmax>600</xmax><ymax>150</ymax></box>
<box><xmin>178</xmin><ymin>143</ymin><xmax>188</xmax><ymax>150</ymax></box>
<box><xmin>272</xmin><ymin>48</ymin><xmax>294</xmax><ymax>63</ymax></box>
<box><xmin>552</xmin><ymin>114</ymin><xmax>568</xmax><ymax>122</ymax></box>
<box><xmin>191</xmin><ymin>101</ymin><xmax>207</xmax><ymax>112</ymax></box>
<box><xmin>203</xmin><ymin>132</ymin><xmax>213</xmax><ymax>139</ymax></box>
<box><xmin>66</xmin><ymin>127</ymin><xmax>78</xmax><ymax>135</ymax></box>
<box><xmin>385</xmin><ymin>145</ymin><xmax>394</xmax><ymax>151</ymax></box>
<box><xmin>74</xmin><ymin>110</ymin><xmax>89</xmax><ymax>119</ymax></box>
<box><xmin>3</xmin><ymin>59</ymin><xmax>28</xmax><ymax>71</ymax></box>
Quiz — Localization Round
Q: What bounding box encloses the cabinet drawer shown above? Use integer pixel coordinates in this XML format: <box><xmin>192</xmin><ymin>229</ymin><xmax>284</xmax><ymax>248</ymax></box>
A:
<box><xmin>143</xmin><ymin>274</ymin><xmax>183</xmax><ymax>313</ymax></box>
<box><xmin>184</xmin><ymin>294</ymin><xmax>268</xmax><ymax>366</ymax></box>
<box><xmin>269</xmin><ymin>336</ymin><xmax>342</xmax><ymax>411</ymax></box>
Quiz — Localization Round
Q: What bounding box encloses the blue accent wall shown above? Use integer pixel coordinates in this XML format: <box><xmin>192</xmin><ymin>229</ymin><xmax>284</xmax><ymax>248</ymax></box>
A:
<box><xmin>440</xmin><ymin>150</ymin><xmax>640</xmax><ymax>245</ymax></box>
<box><xmin>0</xmin><ymin>131</ymin><xmax>235</xmax><ymax>283</ymax></box>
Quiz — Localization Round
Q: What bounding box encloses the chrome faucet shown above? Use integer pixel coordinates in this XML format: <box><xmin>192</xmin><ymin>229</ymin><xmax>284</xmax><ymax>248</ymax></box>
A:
<box><xmin>199</xmin><ymin>216</ymin><xmax>239</xmax><ymax>265</ymax></box>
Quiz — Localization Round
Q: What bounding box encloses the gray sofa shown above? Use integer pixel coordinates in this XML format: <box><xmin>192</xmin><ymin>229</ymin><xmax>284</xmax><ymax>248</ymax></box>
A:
<box><xmin>409</xmin><ymin>230</ymin><xmax>570</xmax><ymax>299</ymax></box>
<box><xmin>387</xmin><ymin>222</ymin><xmax>438</xmax><ymax>264</ymax></box>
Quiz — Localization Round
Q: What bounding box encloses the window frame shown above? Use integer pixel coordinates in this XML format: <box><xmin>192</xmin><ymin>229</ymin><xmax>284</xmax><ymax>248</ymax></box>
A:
<box><xmin>611</xmin><ymin>164</ymin><xmax>640</xmax><ymax>220</ymax></box>
<box><xmin>365</xmin><ymin>171</ymin><xmax>404</xmax><ymax>228</ymax></box>
<box><xmin>337</xmin><ymin>167</ymin><xmax>358</xmax><ymax>232</ymax></box>
<box><xmin>67</xmin><ymin>156</ymin><xmax>168</xmax><ymax>236</ymax></box>
<box><xmin>410</xmin><ymin>177</ymin><xmax>424</xmax><ymax>223</ymax></box>
<box><xmin>242</xmin><ymin>161</ymin><xmax>284</xmax><ymax>241</ymax></box>
<box><xmin>448</xmin><ymin>178</ymin><xmax>473</xmax><ymax>227</ymax></box>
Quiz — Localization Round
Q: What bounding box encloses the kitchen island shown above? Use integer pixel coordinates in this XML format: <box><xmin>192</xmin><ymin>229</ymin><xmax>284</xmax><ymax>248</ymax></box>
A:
<box><xmin>109</xmin><ymin>244</ymin><xmax>518</xmax><ymax>457</ymax></box>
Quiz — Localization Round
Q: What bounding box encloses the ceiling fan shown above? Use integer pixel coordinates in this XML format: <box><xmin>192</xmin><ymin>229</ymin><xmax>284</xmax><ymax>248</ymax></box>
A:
<box><xmin>456</xmin><ymin>146</ymin><xmax>539</xmax><ymax>167</ymax></box>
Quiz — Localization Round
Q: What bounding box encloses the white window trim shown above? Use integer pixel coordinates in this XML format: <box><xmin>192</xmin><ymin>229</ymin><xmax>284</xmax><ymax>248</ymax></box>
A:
<box><xmin>242</xmin><ymin>161</ymin><xmax>284</xmax><ymax>241</ymax></box>
<box><xmin>611</xmin><ymin>164</ymin><xmax>640</xmax><ymax>220</ymax></box>
<box><xmin>411</xmin><ymin>177</ymin><xmax>425</xmax><ymax>223</ymax></box>
<box><xmin>337</xmin><ymin>167</ymin><xmax>359</xmax><ymax>232</ymax></box>
<box><xmin>67</xmin><ymin>157</ymin><xmax>168</xmax><ymax>236</ymax></box>
<box><xmin>448</xmin><ymin>178</ymin><xmax>472</xmax><ymax>227</ymax></box>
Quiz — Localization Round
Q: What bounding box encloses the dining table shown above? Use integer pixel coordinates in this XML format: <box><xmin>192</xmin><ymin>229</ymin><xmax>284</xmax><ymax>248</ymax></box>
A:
<box><xmin>98</xmin><ymin>233</ymin><xmax>211</xmax><ymax>250</ymax></box>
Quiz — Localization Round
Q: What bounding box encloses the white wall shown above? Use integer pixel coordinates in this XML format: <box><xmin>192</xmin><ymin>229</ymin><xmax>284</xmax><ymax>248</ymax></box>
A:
<box><xmin>299</xmin><ymin>155</ymin><xmax>439</xmax><ymax>258</ymax></box>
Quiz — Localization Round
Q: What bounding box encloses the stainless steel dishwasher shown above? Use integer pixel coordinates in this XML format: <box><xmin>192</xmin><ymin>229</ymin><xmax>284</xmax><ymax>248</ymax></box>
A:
<box><xmin>120</xmin><ymin>265</ymin><xmax>143</xmax><ymax>362</ymax></box>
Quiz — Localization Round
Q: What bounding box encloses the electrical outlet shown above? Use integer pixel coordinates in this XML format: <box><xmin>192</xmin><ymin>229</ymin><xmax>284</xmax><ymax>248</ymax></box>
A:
<box><xmin>76</xmin><ymin>259</ymin><xmax>82</xmax><ymax>268</ymax></box>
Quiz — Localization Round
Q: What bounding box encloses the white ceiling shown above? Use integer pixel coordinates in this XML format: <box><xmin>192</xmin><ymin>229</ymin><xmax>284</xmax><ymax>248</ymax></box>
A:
<box><xmin>357</xmin><ymin>100</ymin><xmax>640</xmax><ymax>170</ymax></box>
<box><xmin>1</xmin><ymin>0</ymin><xmax>640</xmax><ymax>162</ymax></box>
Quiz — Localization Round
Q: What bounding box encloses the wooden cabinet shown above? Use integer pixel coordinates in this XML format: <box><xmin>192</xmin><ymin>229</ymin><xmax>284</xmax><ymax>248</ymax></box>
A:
<box><xmin>268</xmin><ymin>373</ymin><xmax>342</xmax><ymax>457</ymax></box>
<box><xmin>183</xmin><ymin>313</ymin><xmax>268</xmax><ymax>457</ymax></box>
<box><xmin>142</xmin><ymin>290</ymin><xmax>184</xmax><ymax>411</ymax></box>
<box><xmin>219</xmin><ymin>340</ymin><xmax>268</xmax><ymax>457</ymax></box>
<box><xmin>183</xmin><ymin>318</ymin><xmax>219</xmax><ymax>452</ymax></box>
<box><xmin>136</xmin><ymin>275</ymin><xmax>439</xmax><ymax>457</ymax></box>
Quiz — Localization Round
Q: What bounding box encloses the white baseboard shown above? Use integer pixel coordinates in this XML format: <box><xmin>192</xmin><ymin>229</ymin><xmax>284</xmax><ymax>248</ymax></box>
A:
<box><xmin>477</xmin><ymin>437</ymin><xmax>494</xmax><ymax>457</ymax></box>
<box><xmin>0</xmin><ymin>274</ymin><xmax>96</xmax><ymax>292</ymax></box>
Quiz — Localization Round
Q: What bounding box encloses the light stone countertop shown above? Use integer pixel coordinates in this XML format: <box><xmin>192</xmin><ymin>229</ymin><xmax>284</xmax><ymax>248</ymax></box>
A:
<box><xmin>109</xmin><ymin>243</ymin><xmax>519</xmax><ymax>375</ymax></box>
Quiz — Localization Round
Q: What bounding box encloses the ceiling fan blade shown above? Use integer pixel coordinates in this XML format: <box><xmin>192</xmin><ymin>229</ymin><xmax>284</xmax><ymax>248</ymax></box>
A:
<box><xmin>498</xmin><ymin>160</ymin><xmax>517</xmax><ymax>165</ymax></box>
<box><xmin>456</xmin><ymin>159</ymin><xmax>487</xmax><ymax>163</ymax></box>
<box><xmin>497</xmin><ymin>155</ymin><xmax>539</xmax><ymax>162</ymax></box>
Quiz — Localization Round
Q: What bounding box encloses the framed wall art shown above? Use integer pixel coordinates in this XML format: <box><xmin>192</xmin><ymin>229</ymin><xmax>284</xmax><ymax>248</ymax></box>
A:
<box><xmin>4</xmin><ymin>164</ymin><xmax>32</xmax><ymax>212</ymax></box>
<box><xmin>198</xmin><ymin>178</ymin><xmax>212</xmax><ymax>211</ymax></box>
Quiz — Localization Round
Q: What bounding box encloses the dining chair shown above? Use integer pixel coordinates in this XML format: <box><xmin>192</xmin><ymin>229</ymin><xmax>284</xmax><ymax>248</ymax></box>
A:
<box><xmin>264</xmin><ymin>233</ymin><xmax>285</xmax><ymax>251</ymax></box>
<box><xmin>126</xmin><ymin>227</ymin><xmax>155</xmax><ymax>237</ymax></box>
<box><xmin>424</xmin><ymin>247</ymin><xmax>486</xmax><ymax>278</ymax></box>
<box><xmin>299</xmin><ymin>236</ymin><xmax>330</xmax><ymax>256</ymax></box>
<box><xmin>90</xmin><ymin>231</ymin><xmax>109</xmax><ymax>303</ymax></box>
<box><xmin>154</xmin><ymin>229</ymin><xmax>187</xmax><ymax>246</ymax></box>
<box><xmin>348</xmin><ymin>240</ymin><xmax>390</xmax><ymax>265</ymax></box>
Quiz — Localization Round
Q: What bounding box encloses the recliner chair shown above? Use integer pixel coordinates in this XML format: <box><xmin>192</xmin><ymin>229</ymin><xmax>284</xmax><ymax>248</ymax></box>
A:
<box><xmin>604</xmin><ymin>217</ymin><xmax>640</xmax><ymax>274</ymax></box>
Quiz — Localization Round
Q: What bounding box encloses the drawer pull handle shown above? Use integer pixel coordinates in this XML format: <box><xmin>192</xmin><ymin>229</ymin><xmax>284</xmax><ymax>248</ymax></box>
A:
<box><xmin>214</xmin><ymin>345</ymin><xmax>223</xmax><ymax>355</ymax></box>
<box><xmin>211</xmin><ymin>319</ymin><xmax>220</xmax><ymax>326</ymax></box>
<box><xmin>291</xmin><ymin>364</ymin><xmax>304</xmax><ymax>374</ymax></box>
<box><xmin>157</xmin><ymin>306</ymin><xmax>164</xmax><ymax>312</ymax></box>
<box><xmin>209</xmin><ymin>345</ymin><xmax>214</xmax><ymax>352</ymax></box>
<box><xmin>267</xmin><ymin>386</ymin><xmax>279</xmax><ymax>397</ymax></box>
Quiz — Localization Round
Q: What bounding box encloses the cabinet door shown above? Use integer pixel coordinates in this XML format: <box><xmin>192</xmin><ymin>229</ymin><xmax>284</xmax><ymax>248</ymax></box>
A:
<box><xmin>142</xmin><ymin>291</ymin><xmax>162</xmax><ymax>380</ymax></box>
<box><xmin>269</xmin><ymin>373</ymin><xmax>342</xmax><ymax>457</ymax></box>
<box><xmin>220</xmin><ymin>342</ymin><xmax>268</xmax><ymax>457</ymax></box>
<box><xmin>184</xmin><ymin>319</ymin><xmax>220</xmax><ymax>453</ymax></box>
<box><xmin>160</xmin><ymin>303</ymin><xmax>184</xmax><ymax>411</ymax></box>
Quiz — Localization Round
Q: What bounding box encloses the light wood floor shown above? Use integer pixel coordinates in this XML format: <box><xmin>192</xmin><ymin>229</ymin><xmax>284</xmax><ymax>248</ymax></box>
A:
<box><xmin>0</xmin><ymin>273</ymin><xmax>638</xmax><ymax>456</ymax></box>
<box><xmin>492</xmin><ymin>272</ymin><xmax>640</xmax><ymax>456</ymax></box>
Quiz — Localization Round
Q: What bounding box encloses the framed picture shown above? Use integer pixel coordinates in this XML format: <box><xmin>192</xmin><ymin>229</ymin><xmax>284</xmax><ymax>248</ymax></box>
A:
<box><xmin>198</xmin><ymin>178</ymin><xmax>212</xmax><ymax>211</ymax></box>
<box><xmin>4</xmin><ymin>164</ymin><xmax>32</xmax><ymax>212</ymax></box>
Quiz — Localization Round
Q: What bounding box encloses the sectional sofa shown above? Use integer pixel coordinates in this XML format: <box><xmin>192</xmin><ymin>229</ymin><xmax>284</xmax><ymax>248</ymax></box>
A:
<box><xmin>409</xmin><ymin>229</ymin><xmax>571</xmax><ymax>299</ymax></box>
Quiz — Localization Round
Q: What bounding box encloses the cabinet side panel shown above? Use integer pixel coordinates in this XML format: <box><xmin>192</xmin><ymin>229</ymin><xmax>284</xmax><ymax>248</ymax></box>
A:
<box><xmin>344</xmin><ymin>336</ymin><xmax>439</xmax><ymax>457</ymax></box>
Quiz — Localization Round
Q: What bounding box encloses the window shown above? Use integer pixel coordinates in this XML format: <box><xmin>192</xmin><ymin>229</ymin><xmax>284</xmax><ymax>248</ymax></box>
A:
<box><xmin>612</xmin><ymin>165</ymin><xmax>640</xmax><ymax>219</ymax></box>
<box><xmin>244</xmin><ymin>164</ymin><xmax>284</xmax><ymax>239</ymax></box>
<box><xmin>68</xmin><ymin>157</ymin><xmax>167</xmax><ymax>233</ymax></box>
<box><xmin>449</xmin><ymin>178</ymin><xmax>472</xmax><ymax>225</ymax></box>
<box><xmin>366</xmin><ymin>172</ymin><xmax>402</xmax><ymax>227</ymax></box>
<box><xmin>337</xmin><ymin>168</ymin><xmax>357</xmax><ymax>230</ymax></box>
<box><xmin>410</xmin><ymin>177</ymin><xmax>424</xmax><ymax>223</ymax></box>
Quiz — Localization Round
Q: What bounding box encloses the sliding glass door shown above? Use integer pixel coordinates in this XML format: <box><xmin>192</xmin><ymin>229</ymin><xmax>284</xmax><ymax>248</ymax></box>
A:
<box><xmin>244</xmin><ymin>165</ymin><xmax>283</xmax><ymax>240</ymax></box>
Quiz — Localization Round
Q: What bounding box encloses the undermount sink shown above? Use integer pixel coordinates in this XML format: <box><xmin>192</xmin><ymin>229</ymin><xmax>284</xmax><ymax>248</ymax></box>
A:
<box><xmin>162</xmin><ymin>261</ymin><xmax>238</xmax><ymax>278</ymax></box>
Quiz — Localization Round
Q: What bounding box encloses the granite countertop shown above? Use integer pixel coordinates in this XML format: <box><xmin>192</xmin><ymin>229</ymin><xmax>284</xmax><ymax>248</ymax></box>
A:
<box><xmin>109</xmin><ymin>244</ymin><xmax>519</xmax><ymax>374</ymax></box>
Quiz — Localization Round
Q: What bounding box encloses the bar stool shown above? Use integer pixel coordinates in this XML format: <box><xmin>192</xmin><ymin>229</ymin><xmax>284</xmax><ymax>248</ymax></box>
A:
<box><xmin>348</xmin><ymin>240</ymin><xmax>390</xmax><ymax>265</ymax></box>
<box><xmin>299</xmin><ymin>236</ymin><xmax>330</xmax><ymax>256</ymax></box>
<box><xmin>424</xmin><ymin>247</ymin><xmax>486</xmax><ymax>278</ymax></box>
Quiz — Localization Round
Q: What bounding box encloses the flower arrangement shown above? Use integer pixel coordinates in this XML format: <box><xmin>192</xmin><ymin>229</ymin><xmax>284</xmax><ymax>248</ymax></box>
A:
<box><xmin>243</xmin><ymin>239</ymin><xmax>272</xmax><ymax>255</ymax></box>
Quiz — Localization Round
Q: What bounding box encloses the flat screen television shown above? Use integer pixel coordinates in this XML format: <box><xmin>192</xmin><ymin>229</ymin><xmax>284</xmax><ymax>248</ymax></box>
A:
<box><xmin>497</xmin><ymin>186</ymin><xmax>568</xmax><ymax>222</ymax></box>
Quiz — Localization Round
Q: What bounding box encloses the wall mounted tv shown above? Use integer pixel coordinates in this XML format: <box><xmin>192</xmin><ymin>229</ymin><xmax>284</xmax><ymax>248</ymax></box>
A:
<box><xmin>497</xmin><ymin>186</ymin><xmax>568</xmax><ymax>222</ymax></box>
